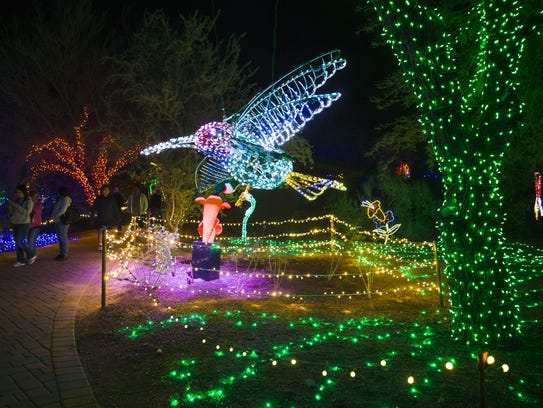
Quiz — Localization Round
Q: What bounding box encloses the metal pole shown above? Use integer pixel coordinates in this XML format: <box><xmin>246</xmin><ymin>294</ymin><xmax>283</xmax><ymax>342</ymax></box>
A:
<box><xmin>433</xmin><ymin>241</ymin><xmax>445</xmax><ymax>307</ymax></box>
<box><xmin>330</xmin><ymin>215</ymin><xmax>335</xmax><ymax>254</ymax></box>
<box><xmin>101</xmin><ymin>227</ymin><xmax>106</xmax><ymax>309</ymax></box>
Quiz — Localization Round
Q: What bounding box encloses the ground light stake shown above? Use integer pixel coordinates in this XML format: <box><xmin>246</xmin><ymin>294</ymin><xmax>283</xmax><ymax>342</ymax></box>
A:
<box><xmin>433</xmin><ymin>241</ymin><xmax>444</xmax><ymax>307</ymax></box>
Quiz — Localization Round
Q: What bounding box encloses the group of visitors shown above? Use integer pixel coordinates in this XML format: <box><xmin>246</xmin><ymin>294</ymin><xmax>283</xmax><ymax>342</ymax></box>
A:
<box><xmin>92</xmin><ymin>184</ymin><xmax>162</xmax><ymax>250</ymax></box>
<box><xmin>6</xmin><ymin>182</ymin><xmax>164</xmax><ymax>265</ymax></box>
<box><xmin>7</xmin><ymin>184</ymin><xmax>70</xmax><ymax>266</ymax></box>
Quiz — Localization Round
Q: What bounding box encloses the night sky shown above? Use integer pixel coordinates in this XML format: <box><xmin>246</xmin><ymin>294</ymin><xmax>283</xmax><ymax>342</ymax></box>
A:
<box><xmin>104</xmin><ymin>0</ymin><xmax>394</xmax><ymax>167</ymax></box>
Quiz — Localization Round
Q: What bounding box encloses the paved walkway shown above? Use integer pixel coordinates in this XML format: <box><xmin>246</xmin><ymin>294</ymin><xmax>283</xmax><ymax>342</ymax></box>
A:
<box><xmin>1</xmin><ymin>232</ymin><xmax>102</xmax><ymax>408</ymax></box>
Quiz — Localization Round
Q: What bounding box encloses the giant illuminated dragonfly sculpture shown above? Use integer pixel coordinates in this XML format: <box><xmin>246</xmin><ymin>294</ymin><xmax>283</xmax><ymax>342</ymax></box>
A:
<box><xmin>141</xmin><ymin>50</ymin><xmax>347</xmax><ymax>200</ymax></box>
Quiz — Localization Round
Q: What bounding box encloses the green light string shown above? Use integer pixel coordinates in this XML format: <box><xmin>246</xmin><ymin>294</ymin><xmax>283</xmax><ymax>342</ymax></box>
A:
<box><xmin>118</xmin><ymin>309</ymin><xmax>540</xmax><ymax>406</ymax></box>
<box><xmin>368</xmin><ymin>0</ymin><xmax>526</xmax><ymax>346</ymax></box>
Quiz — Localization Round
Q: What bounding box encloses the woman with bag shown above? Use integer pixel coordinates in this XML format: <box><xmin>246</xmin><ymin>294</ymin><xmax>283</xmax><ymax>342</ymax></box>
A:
<box><xmin>8</xmin><ymin>184</ymin><xmax>34</xmax><ymax>267</ymax></box>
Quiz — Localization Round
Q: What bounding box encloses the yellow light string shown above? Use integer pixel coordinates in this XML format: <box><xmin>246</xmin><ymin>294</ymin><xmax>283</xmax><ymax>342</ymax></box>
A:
<box><xmin>104</xmin><ymin>214</ymin><xmax>440</xmax><ymax>303</ymax></box>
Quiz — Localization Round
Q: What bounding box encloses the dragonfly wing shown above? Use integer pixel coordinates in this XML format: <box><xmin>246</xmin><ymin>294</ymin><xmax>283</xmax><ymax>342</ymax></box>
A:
<box><xmin>284</xmin><ymin>171</ymin><xmax>346</xmax><ymax>201</ymax></box>
<box><xmin>195</xmin><ymin>157</ymin><xmax>236</xmax><ymax>193</ymax></box>
<box><xmin>232</xmin><ymin>50</ymin><xmax>346</xmax><ymax>150</ymax></box>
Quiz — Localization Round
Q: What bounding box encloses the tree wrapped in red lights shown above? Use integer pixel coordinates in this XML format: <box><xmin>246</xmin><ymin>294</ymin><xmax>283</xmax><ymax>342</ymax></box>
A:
<box><xmin>26</xmin><ymin>108</ymin><xmax>141</xmax><ymax>205</ymax></box>
<box><xmin>367</xmin><ymin>0</ymin><xmax>528</xmax><ymax>345</ymax></box>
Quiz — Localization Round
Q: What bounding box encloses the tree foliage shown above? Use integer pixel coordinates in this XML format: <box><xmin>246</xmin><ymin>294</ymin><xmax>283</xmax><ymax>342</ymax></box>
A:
<box><xmin>25</xmin><ymin>109</ymin><xmax>142</xmax><ymax>207</ymax></box>
<box><xmin>103</xmin><ymin>11</ymin><xmax>257</xmax><ymax>229</ymax></box>
<box><xmin>363</xmin><ymin>1</ymin><xmax>543</xmax><ymax>243</ymax></box>
<box><xmin>103</xmin><ymin>10</ymin><xmax>256</xmax><ymax>142</ymax></box>
<box><xmin>367</xmin><ymin>0</ymin><xmax>531</xmax><ymax>346</ymax></box>
<box><xmin>0</xmin><ymin>0</ymin><xmax>111</xmax><ymax>139</ymax></box>
<box><xmin>0</xmin><ymin>0</ymin><xmax>135</xmax><ymax>199</ymax></box>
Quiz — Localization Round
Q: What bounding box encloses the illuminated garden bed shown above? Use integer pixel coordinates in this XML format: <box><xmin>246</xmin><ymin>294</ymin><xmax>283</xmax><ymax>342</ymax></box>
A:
<box><xmin>76</xmin><ymin>217</ymin><xmax>543</xmax><ymax>408</ymax></box>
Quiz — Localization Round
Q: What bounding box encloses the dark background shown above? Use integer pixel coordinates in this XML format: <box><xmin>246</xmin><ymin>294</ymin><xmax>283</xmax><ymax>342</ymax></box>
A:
<box><xmin>2</xmin><ymin>0</ymin><xmax>396</xmax><ymax>221</ymax></box>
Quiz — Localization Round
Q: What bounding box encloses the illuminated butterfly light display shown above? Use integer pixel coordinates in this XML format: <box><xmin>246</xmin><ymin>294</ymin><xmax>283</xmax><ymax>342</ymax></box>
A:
<box><xmin>141</xmin><ymin>50</ymin><xmax>347</xmax><ymax>200</ymax></box>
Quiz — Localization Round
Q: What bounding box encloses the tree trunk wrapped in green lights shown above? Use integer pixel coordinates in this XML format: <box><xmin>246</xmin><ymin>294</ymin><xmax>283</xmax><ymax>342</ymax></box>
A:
<box><xmin>367</xmin><ymin>0</ymin><xmax>526</xmax><ymax>345</ymax></box>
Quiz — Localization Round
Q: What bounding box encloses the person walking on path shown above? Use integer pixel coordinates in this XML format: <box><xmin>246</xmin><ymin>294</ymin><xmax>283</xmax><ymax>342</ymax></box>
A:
<box><xmin>51</xmin><ymin>186</ymin><xmax>71</xmax><ymax>261</ymax></box>
<box><xmin>110</xmin><ymin>186</ymin><xmax>125</xmax><ymax>231</ymax></box>
<box><xmin>26</xmin><ymin>190</ymin><xmax>43</xmax><ymax>263</ymax></box>
<box><xmin>8</xmin><ymin>184</ymin><xmax>34</xmax><ymax>267</ymax></box>
<box><xmin>92</xmin><ymin>184</ymin><xmax>121</xmax><ymax>250</ymax></box>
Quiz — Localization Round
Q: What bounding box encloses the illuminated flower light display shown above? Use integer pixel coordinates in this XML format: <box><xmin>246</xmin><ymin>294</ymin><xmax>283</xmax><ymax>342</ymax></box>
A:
<box><xmin>361</xmin><ymin>200</ymin><xmax>401</xmax><ymax>244</ymax></box>
<box><xmin>534</xmin><ymin>172</ymin><xmax>542</xmax><ymax>220</ymax></box>
<box><xmin>106</xmin><ymin>214</ymin><xmax>443</xmax><ymax>303</ymax></box>
<box><xmin>141</xmin><ymin>50</ymin><xmax>347</xmax><ymax>200</ymax></box>
<box><xmin>102</xmin><ymin>210</ymin><xmax>540</xmax><ymax>305</ymax></box>
<box><xmin>235</xmin><ymin>187</ymin><xmax>256</xmax><ymax>241</ymax></box>
<box><xmin>26</xmin><ymin>108</ymin><xmax>142</xmax><ymax>205</ymax></box>
<box><xmin>195</xmin><ymin>195</ymin><xmax>231</xmax><ymax>244</ymax></box>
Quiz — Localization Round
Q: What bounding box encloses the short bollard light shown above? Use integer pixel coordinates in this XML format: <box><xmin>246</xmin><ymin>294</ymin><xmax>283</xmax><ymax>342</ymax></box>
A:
<box><xmin>101</xmin><ymin>226</ymin><xmax>107</xmax><ymax>308</ymax></box>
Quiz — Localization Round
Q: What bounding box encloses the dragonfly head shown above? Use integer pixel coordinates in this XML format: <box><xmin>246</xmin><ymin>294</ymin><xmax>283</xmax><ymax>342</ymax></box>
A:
<box><xmin>194</xmin><ymin>122</ymin><xmax>234</xmax><ymax>157</ymax></box>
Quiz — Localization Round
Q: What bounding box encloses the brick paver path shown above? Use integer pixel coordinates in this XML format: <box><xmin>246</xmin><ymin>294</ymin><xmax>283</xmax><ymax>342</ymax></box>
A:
<box><xmin>1</xmin><ymin>232</ymin><xmax>101</xmax><ymax>408</ymax></box>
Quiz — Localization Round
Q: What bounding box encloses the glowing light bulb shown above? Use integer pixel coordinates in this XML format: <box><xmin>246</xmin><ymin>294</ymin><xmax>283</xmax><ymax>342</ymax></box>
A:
<box><xmin>445</xmin><ymin>361</ymin><xmax>454</xmax><ymax>370</ymax></box>
<box><xmin>322</xmin><ymin>370</ymin><xmax>328</xmax><ymax>376</ymax></box>
<box><xmin>291</xmin><ymin>359</ymin><xmax>297</xmax><ymax>365</ymax></box>
<box><xmin>380</xmin><ymin>360</ymin><xmax>387</xmax><ymax>367</ymax></box>
<box><xmin>501</xmin><ymin>364</ymin><xmax>509</xmax><ymax>373</ymax></box>
<box><xmin>487</xmin><ymin>355</ymin><xmax>495</xmax><ymax>365</ymax></box>
<box><xmin>350</xmin><ymin>371</ymin><xmax>356</xmax><ymax>378</ymax></box>
<box><xmin>407</xmin><ymin>376</ymin><xmax>415</xmax><ymax>384</ymax></box>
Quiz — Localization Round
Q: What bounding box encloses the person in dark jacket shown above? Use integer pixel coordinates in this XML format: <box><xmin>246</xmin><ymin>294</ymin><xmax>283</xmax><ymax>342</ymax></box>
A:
<box><xmin>8</xmin><ymin>184</ymin><xmax>34</xmax><ymax>267</ymax></box>
<box><xmin>51</xmin><ymin>186</ymin><xmax>71</xmax><ymax>261</ymax></box>
<box><xmin>148</xmin><ymin>185</ymin><xmax>163</xmax><ymax>219</ymax></box>
<box><xmin>92</xmin><ymin>184</ymin><xmax>121</xmax><ymax>250</ymax></box>
<box><xmin>110</xmin><ymin>186</ymin><xmax>125</xmax><ymax>231</ymax></box>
